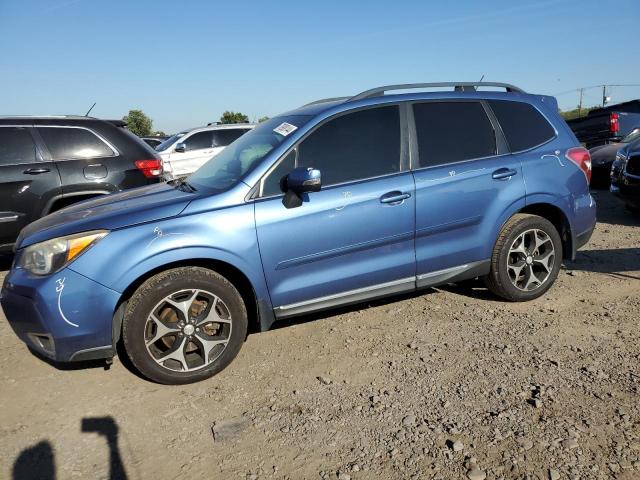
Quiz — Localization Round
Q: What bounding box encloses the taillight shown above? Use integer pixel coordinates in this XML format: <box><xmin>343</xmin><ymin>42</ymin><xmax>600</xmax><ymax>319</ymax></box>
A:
<box><xmin>135</xmin><ymin>159</ymin><xmax>163</xmax><ymax>178</ymax></box>
<box><xmin>610</xmin><ymin>113</ymin><xmax>619</xmax><ymax>134</ymax></box>
<box><xmin>566</xmin><ymin>147</ymin><xmax>592</xmax><ymax>183</ymax></box>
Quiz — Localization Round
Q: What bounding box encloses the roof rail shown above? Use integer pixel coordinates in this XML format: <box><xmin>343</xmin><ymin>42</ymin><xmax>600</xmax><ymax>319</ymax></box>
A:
<box><xmin>349</xmin><ymin>82</ymin><xmax>525</xmax><ymax>102</ymax></box>
<box><xmin>302</xmin><ymin>96</ymin><xmax>351</xmax><ymax>107</ymax></box>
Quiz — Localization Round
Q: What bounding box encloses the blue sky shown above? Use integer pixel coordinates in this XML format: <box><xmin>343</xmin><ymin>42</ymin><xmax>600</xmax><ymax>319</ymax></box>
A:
<box><xmin>1</xmin><ymin>0</ymin><xmax>639</xmax><ymax>133</ymax></box>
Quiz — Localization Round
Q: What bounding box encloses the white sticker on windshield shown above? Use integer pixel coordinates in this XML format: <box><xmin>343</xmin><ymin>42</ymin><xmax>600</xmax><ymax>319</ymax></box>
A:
<box><xmin>273</xmin><ymin>122</ymin><xmax>298</xmax><ymax>137</ymax></box>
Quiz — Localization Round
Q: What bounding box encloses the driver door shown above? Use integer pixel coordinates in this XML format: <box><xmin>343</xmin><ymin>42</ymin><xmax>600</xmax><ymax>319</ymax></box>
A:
<box><xmin>254</xmin><ymin>105</ymin><xmax>416</xmax><ymax>318</ymax></box>
<box><xmin>168</xmin><ymin>130</ymin><xmax>215</xmax><ymax>176</ymax></box>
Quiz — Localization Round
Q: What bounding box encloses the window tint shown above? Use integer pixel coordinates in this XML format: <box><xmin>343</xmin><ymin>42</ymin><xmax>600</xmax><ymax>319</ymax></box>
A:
<box><xmin>182</xmin><ymin>131</ymin><xmax>214</xmax><ymax>151</ymax></box>
<box><xmin>488</xmin><ymin>100</ymin><xmax>556</xmax><ymax>152</ymax></box>
<box><xmin>214</xmin><ymin>129</ymin><xmax>248</xmax><ymax>147</ymax></box>
<box><xmin>413</xmin><ymin>102</ymin><xmax>496</xmax><ymax>168</ymax></box>
<box><xmin>38</xmin><ymin>127</ymin><xmax>113</xmax><ymax>159</ymax></box>
<box><xmin>0</xmin><ymin>127</ymin><xmax>37</xmax><ymax>165</ymax></box>
<box><xmin>297</xmin><ymin>106</ymin><xmax>401</xmax><ymax>186</ymax></box>
<box><xmin>262</xmin><ymin>150</ymin><xmax>296</xmax><ymax>196</ymax></box>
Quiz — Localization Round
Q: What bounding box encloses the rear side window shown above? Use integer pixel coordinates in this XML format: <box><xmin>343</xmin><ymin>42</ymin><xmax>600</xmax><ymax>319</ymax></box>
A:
<box><xmin>297</xmin><ymin>106</ymin><xmax>401</xmax><ymax>186</ymax></box>
<box><xmin>413</xmin><ymin>102</ymin><xmax>496</xmax><ymax>168</ymax></box>
<box><xmin>0</xmin><ymin>127</ymin><xmax>37</xmax><ymax>165</ymax></box>
<box><xmin>183</xmin><ymin>131</ymin><xmax>214</xmax><ymax>150</ymax></box>
<box><xmin>488</xmin><ymin>100</ymin><xmax>556</xmax><ymax>152</ymax></box>
<box><xmin>214</xmin><ymin>129</ymin><xmax>248</xmax><ymax>147</ymax></box>
<box><xmin>38</xmin><ymin>127</ymin><xmax>114</xmax><ymax>159</ymax></box>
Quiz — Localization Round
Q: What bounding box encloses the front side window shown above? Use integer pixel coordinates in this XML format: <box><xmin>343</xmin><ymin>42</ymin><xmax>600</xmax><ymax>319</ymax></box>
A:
<box><xmin>182</xmin><ymin>131</ymin><xmax>214</xmax><ymax>151</ymax></box>
<box><xmin>0</xmin><ymin>127</ymin><xmax>37</xmax><ymax>165</ymax></box>
<box><xmin>156</xmin><ymin>132</ymin><xmax>186</xmax><ymax>152</ymax></box>
<box><xmin>413</xmin><ymin>102</ymin><xmax>496</xmax><ymax>168</ymax></box>
<box><xmin>214</xmin><ymin>129</ymin><xmax>249</xmax><ymax>147</ymax></box>
<box><xmin>262</xmin><ymin>150</ymin><xmax>296</xmax><ymax>196</ymax></box>
<box><xmin>188</xmin><ymin>115</ymin><xmax>311</xmax><ymax>192</ymax></box>
<box><xmin>488</xmin><ymin>100</ymin><xmax>556</xmax><ymax>152</ymax></box>
<box><xmin>297</xmin><ymin>106</ymin><xmax>401</xmax><ymax>186</ymax></box>
<box><xmin>38</xmin><ymin>127</ymin><xmax>114</xmax><ymax>160</ymax></box>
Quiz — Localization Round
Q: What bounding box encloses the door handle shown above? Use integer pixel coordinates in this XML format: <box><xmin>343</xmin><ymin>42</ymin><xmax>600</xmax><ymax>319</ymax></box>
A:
<box><xmin>492</xmin><ymin>168</ymin><xmax>517</xmax><ymax>180</ymax></box>
<box><xmin>380</xmin><ymin>191</ymin><xmax>411</xmax><ymax>204</ymax></box>
<box><xmin>23</xmin><ymin>168</ymin><xmax>50</xmax><ymax>175</ymax></box>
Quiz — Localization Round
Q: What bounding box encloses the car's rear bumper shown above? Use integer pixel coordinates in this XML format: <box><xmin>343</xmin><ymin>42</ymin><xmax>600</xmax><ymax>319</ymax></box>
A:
<box><xmin>1</xmin><ymin>267</ymin><xmax>120</xmax><ymax>362</ymax></box>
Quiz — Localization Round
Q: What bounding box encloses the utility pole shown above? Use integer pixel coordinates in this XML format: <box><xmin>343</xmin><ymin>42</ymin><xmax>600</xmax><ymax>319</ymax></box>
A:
<box><xmin>602</xmin><ymin>85</ymin><xmax>607</xmax><ymax>107</ymax></box>
<box><xmin>578</xmin><ymin>88</ymin><xmax>584</xmax><ymax>117</ymax></box>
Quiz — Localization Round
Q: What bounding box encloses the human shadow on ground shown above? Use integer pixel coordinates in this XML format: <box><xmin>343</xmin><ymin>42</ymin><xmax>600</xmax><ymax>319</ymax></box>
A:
<box><xmin>12</xmin><ymin>416</ymin><xmax>128</xmax><ymax>480</ymax></box>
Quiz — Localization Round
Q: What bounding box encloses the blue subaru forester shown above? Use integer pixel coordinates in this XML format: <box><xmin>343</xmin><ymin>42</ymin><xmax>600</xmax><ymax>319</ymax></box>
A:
<box><xmin>1</xmin><ymin>83</ymin><xmax>596</xmax><ymax>384</ymax></box>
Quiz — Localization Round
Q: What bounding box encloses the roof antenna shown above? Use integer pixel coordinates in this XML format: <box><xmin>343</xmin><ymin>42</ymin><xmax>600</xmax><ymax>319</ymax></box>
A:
<box><xmin>85</xmin><ymin>102</ymin><xmax>96</xmax><ymax>116</ymax></box>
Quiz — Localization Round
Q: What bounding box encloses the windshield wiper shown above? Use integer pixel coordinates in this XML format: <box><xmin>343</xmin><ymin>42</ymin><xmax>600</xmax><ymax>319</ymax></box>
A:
<box><xmin>169</xmin><ymin>176</ymin><xmax>197</xmax><ymax>192</ymax></box>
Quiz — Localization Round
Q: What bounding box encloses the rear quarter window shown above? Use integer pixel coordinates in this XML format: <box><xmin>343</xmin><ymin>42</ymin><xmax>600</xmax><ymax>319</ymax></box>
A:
<box><xmin>488</xmin><ymin>100</ymin><xmax>556</xmax><ymax>152</ymax></box>
<box><xmin>38</xmin><ymin>127</ymin><xmax>115</xmax><ymax>159</ymax></box>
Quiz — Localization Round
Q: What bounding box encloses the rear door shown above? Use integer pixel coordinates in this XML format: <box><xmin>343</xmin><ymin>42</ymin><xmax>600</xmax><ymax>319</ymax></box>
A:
<box><xmin>0</xmin><ymin>126</ymin><xmax>62</xmax><ymax>249</ymax></box>
<box><xmin>410</xmin><ymin>100</ymin><xmax>526</xmax><ymax>286</ymax></box>
<box><xmin>168</xmin><ymin>130</ymin><xmax>215</xmax><ymax>176</ymax></box>
<box><xmin>36</xmin><ymin>126</ymin><xmax>119</xmax><ymax>198</ymax></box>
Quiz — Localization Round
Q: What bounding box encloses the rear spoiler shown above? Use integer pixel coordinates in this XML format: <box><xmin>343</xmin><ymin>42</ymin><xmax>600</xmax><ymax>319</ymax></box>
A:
<box><xmin>105</xmin><ymin>119</ymin><xmax>127</xmax><ymax>128</ymax></box>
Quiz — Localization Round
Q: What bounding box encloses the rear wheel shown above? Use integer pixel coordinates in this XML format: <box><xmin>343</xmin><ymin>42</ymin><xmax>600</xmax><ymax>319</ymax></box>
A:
<box><xmin>122</xmin><ymin>267</ymin><xmax>247</xmax><ymax>384</ymax></box>
<box><xmin>484</xmin><ymin>214</ymin><xmax>562</xmax><ymax>301</ymax></box>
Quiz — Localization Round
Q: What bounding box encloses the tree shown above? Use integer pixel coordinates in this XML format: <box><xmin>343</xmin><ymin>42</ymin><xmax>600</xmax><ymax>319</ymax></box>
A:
<box><xmin>257</xmin><ymin>116</ymin><xmax>270</xmax><ymax>123</ymax></box>
<box><xmin>123</xmin><ymin>109</ymin><xmax>153</xmax><ymax>136</ymax></box>
<box><xmin>220</xmin><ymin>111</ymin><xmax>249</xmax><ymax>124</ymax></box>
<box><xmin>559</xmin><ymin>106</ymin><xmax>597</xmax><ymax>121</ymax></box>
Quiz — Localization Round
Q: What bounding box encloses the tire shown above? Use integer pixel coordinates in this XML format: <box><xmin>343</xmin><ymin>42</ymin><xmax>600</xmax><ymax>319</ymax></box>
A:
<box><xmin>484</xmin><ymin>214</ymin><xmax>562</xmax><ymax>302</ymax></box>
<box><xmin>122</xmin><ymin>267</ymin><xmax>248</xmax><ymax>384</ymax></box>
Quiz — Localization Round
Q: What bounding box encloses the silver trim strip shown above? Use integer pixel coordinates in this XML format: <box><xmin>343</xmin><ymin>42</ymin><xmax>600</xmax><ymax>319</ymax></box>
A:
<box><xmin>277</xmin><ymin>276</ymin><xmax>415</xmax><ymax>311</ymax></box>
<box><xmin>0</xmin><ymin>215</ymin><xmax>19</xmax><ymax>223</ymax></box>
<box><xmin>417</xmin><ymin>264</ymin><xmax>469</xmax><ymax>281</ymax></box>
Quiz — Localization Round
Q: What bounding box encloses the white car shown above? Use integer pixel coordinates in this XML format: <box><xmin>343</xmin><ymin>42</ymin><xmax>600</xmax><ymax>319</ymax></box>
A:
<box><xmin>156</xmin><ymin>123</ymin><xmax>254</xmax><ymax>178</ymax></box>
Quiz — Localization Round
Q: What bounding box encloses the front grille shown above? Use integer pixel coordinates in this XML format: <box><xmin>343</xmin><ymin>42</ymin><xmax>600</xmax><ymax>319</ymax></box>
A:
<box><xmin>626</xmin><ymin>155</ymin><xmax>640</xmax><ymax>176</ymax></box>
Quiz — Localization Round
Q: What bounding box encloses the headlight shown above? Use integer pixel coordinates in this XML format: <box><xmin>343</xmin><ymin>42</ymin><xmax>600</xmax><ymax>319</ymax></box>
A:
<box><xmin>17</xmin><ymin>230</ymin><xmax>108</xmax><ymax>276</ymax></box>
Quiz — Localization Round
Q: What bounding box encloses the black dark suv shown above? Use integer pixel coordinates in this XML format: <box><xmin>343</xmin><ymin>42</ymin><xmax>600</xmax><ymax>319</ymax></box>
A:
<box><xmin>0</xmin><ymin>116</ymin><xmax>163</xmax><ymax>252</ymax></box>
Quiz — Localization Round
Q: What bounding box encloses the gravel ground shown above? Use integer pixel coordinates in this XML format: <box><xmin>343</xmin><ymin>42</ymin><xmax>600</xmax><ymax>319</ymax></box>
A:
<box><xmin>1</xmin><ymin>190</ymin><xmax>638</xmax><ymax>480</ymax></box>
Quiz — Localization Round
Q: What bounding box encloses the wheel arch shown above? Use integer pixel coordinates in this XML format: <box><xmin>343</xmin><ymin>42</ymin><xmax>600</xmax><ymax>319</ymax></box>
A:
<box><xmin>112</xmin><ymin>258</ymin><xmax>272</xmax><ymax>350</ymax></box>
<box><xmin>517</xmin><ymin>202</ymin><xmax>573</xmax><ymax>260</ymax></box>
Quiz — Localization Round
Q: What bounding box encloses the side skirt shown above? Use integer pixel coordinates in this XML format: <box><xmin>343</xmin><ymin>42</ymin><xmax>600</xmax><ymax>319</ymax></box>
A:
<box><xmin>273</xmin><ymin>260</ymin><xmax>490</xmax><ymax>320</ymax></box>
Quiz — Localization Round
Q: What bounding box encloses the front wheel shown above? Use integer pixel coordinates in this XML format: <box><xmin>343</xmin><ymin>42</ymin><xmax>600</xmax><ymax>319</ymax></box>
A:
<box><xmin>484</xmin><ymin>214</ymin><xmax>562</xmax><ymax>301</ymax></box>
<box><xmin>122</xmin><ymin>267</ymin><xmax>248</xmax><ymax>384</ymax></box>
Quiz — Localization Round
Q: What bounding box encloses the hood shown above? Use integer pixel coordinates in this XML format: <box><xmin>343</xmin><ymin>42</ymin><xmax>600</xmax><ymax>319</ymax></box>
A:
<box><xmin>17</xmin><ymin>183</ymin><xmax>195</xmax><ymax>249</ymax></box>
<box><xmin>589</xmin><ymin>143</ymin><xmax>621</xmax><ymax>165</ymax></box>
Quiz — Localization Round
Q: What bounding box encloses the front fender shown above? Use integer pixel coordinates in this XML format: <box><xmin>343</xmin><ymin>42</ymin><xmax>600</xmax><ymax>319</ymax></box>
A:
<box><xmin>68</xmin><ymin>204</ymin><xmax>276</xmax><ymax>330</ymax></box>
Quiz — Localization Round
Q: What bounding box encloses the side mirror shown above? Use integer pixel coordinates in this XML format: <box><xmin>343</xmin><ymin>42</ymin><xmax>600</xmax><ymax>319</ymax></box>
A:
<box><xmin>284</xmin><ymin>167</ymin><xmax>321</xmax><ymax>193</ymax></box>
<box><xmin>174</xmin><ymin>142</ymin><xmax>186</xmax><ymax>153</ymax></box>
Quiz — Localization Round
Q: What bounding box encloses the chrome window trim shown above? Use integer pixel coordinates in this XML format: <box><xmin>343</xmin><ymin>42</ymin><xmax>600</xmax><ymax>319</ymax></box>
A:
<box><xmin>36</xmin><ymin>125</ymin><xmax>119</xmax><ymax>159</ymax></box>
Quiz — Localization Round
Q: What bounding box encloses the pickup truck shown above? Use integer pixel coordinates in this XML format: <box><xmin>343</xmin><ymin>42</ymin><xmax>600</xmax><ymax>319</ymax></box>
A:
<box><xmin>567</xmin><ymin>100</ymin><xmax>640</xmax><ymax>148</ymax></box>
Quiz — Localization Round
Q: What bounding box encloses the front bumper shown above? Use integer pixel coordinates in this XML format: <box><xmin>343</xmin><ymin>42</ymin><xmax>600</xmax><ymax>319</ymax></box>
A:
<box><xmin>1</xmin><ymin>267</ymin><xmax>121</xmax><ymax>362</ymax></box>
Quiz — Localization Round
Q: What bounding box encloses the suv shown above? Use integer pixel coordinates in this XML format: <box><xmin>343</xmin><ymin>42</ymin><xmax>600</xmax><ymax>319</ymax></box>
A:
<box><xmin>0</xmin><ymin>116</ymin><xmax>163</xmax><ymax>252</ymax></box>
<box><xmin>611</xmin><ymin>137</ymin><xmax>640</xmax><ymax>211</ymax></box>
<box><xmin>1</xmin><ymin>83</ymin><xmax>596</xmax><ymax>384</ymax></box>
<box><xmin>155</xmin><ymin>123</ymin><xmax>254</xmax><ymax>178</ymax></box>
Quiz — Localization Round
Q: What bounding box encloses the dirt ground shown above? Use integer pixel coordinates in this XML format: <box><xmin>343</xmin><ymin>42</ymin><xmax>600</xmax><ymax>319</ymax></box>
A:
<box><xmin>1</xmin><ymin>190</ymin><xmax>638</xmax><ymax>480</ymax></box>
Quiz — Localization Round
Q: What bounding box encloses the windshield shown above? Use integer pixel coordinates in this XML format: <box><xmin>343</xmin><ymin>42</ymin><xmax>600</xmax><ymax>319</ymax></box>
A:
<box><xmin>187</xmin><ymin>115</ymin><xmax>311</xmax><ymax>192</ymax></box>
<box><xmin>155</xmin><ymin>131</ymin><xmax>187</xmax><ymax>151</ymax></box>
<box><xmin>622</xmin><ymin>128</ymin><xmax>640</xmax><ymax>144</ymax></box>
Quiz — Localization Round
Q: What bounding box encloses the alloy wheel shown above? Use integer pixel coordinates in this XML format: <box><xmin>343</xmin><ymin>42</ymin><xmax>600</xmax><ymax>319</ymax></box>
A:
<box><xmin>506</xmin><ymin>229</ymin><xmax>555</xmax><ymax>292</ymax></box>
<box><xmin>144</xmin><ymin>289</ymin><xmax>232</xmax><ymax>372</ymax></box>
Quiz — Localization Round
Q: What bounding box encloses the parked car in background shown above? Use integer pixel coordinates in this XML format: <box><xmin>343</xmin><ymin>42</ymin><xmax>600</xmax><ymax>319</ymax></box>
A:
<box><xmin>141</xmin><ymin>136</ymin><xmax>168</xmax><ymax>149</ymax></box>
<box><xmin>0</xmin><ymin>116</ymin><xmax>162</xmax><ymax>252</ymax></box>
<box><xmin>611</xmin><ymin>137</ymin><xmax>640</xmax><ymax>212</ymax></box>
<box><xmin>155</xmin><ymin>123</ymin><xmax>254</xmax><ymax>178</ymax></box>
<box><xmin>567</xmin><ymin>99</ymin><xmax>640</xmax><ymax>148</ymax></box>
<box><xmin>589</xmin><ymin>128</ymin><xmax>640</xmax><ymax>186</ymax></box>
<box><xmin>0</xmin><ymin>82</ymin><xmax>596</xmax><ymax>384</ymax></box>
